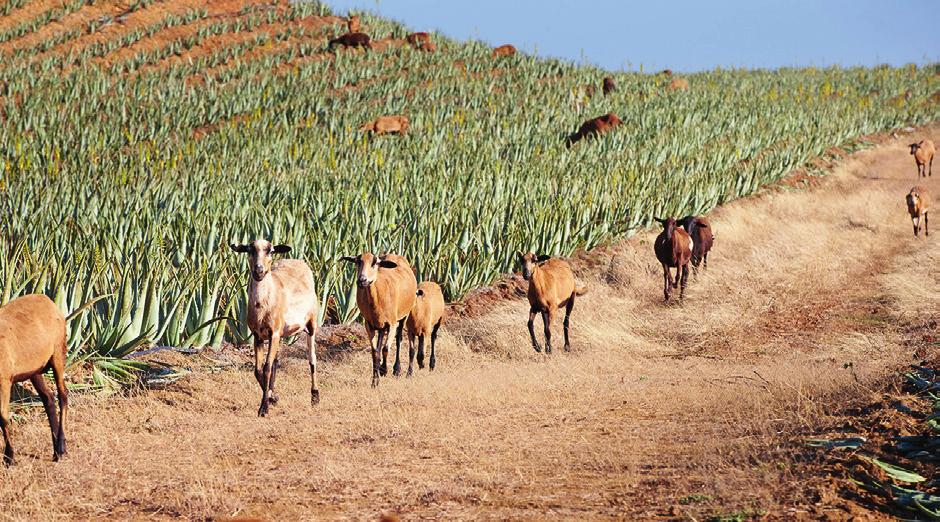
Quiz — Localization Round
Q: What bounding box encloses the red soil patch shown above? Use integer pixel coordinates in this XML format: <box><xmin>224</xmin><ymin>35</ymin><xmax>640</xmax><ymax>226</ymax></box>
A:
<box><xmin>0</xmin><ymin>0</ymin><xmax>62</xmax><ymax>33</ymax></box>
<box><xmin>0</xmin><ymin>0</ymin><xmax>126</xmax><ymax>56</ymax></box>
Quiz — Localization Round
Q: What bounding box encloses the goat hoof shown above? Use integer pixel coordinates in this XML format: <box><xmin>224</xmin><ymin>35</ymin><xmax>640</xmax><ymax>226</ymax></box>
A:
<box><xmin>417</xmin><ymin>359</ymin><xmax>425</xmax><ymax>369</ymax></box>
<box><xmin>268</xmin><ymin>393</ymin><xmax>279</xmax><ymax>405</ymax></box>
<box><xmin>258</xmin><ymin>405</ymin><xmax>268</xmax><ymax>417</ymax></box>
<box><xmin>311</xmin><ymin>389</ymin><xmax>320</xmax><ymax>405</ymax></box>
<box><xmin>379</xmin><ymin>363</ymin><xmax>388</xmax><ymax>376</ymax></box>
<box><xmin>564</xmin><ymin>345</ymin><xmax>570</xmax><ymax>352</ymax></box>
<box><xmin>393</xmin><ymin>364</ymin><xmax>401</xmax><ymax>377</ymax></box>
<box><xmin>429</xmin><ymin>359</ymin><xmax>435</xmax><ymax>370</ymax></box>
<box><xmin>533</xmin><ymin>345</ymin><xmax>542</xmax><ymax>353</ymax></box>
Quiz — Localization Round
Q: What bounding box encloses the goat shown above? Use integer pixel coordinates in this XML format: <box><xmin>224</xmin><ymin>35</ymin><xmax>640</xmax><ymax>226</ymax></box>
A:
<box><xmin>602</xmin><ymin>77</ymin><xmax>616</xmax><ymax>95</ymax></box>
<box><xmin>906</xmin><ymin>186</ymin><xmax>931</xmax><ymax>237</ymax></box>
<box><xmin>419</xmin><ymin>41</ymin><xmax>436</xmax><ymax>52</ymax></box>
<box><xmin>677</xmin><ymin>215</ymin><xmax>714</xmax><ymax>271</ymax></box>
<box><xmin>517</xmin><ymin>252</ymin><xmax>586</xmax><ymax>354</ymax></box>
<box><xmin>909</xmin><ymin>139</ymin><xmax>935</xmax><ymax>177</ymax></box>
<box><xmin>566</xmin><ymin>112</ymin><xmax>621</xmax><ymax>147</ymax></box>
<box><xmin>359</xmin><ymin>115</ymin><xmax>409</xmax><ymax>135</ymax></box>
<box><xmin>406</xmin><ymin>282</ymin><xmax>444</xmax><ymax>375</ymax></box>
<box><xmin>653</xmin><ymin>217</ymin><xmax>693</xmax><ymax>301</ymax></box>
<box><xmin>0</xmin><ymin>294</ymin><xmax>68</xmax><ymax>464</ymax></box>
<box><xmin>669</xmin><ymin>77</ymin><xmax>689</xmax><ymax>91</ymax></box>
<box><xmin>406</xmin><ymin>32</ymin><xmax>430</xmax><ymax>47</ymax></box>
<box><xmin>492</xmin><ymin>44</ymin><xmax>516</xmax><ymax>58</ymax></box>
<box><xmin>341</xmin><ymin>253</ymin><xmax>417</xmax><ymax>387</ymax></box>
<box><xmin>328</xmin><ymin>32</ymin><xmax>371</xmax><ymax>50</ymax></box>
<box><xmin>231</xmin><ymin>240</ymin><xmax>320</xmax><ymax>416</ymax></box>
<box><xmin>347</xmin><ymin>14</ymin><xmax>360</xmax><ymax>33</ymax></box>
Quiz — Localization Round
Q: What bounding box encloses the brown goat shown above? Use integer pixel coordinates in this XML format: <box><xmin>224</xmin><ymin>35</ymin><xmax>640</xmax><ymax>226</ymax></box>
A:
<box><xmin>341</xmin><ymin>253</ymin><xmax>417</xmax><ymax>387</ymax></box>
<box><xmin>677</xmin><ymin>215</ymin><xmax>714</xmax><ymax>271</ymax></box>
<box><xmin>517</xmin><ymin>253</ymin><xmax>586</xmax><ymax>354</ymax></box>
<box><xmin>406</xmin><ymin>282</ymin><xmax>444</xmax><ymax>375</ymax></box>
<box><xmin>328</xmin><ymin>32</ymin><xmax>371</xmax><ymax>50</ymax></box>
<box><xmin>653</xmin><ymin>217</ymin><xmax>693</xmax><ymax>301</ymax></box>
<box><xmin>347</xmin><ymin>14</ymin><xmax>360</xmax><ymax>33</ymax></box>
<box><xmin>602</xmin><ymin>77</ymin><xmax>616</xmax><ymax>95</ymax></box>
<box><xmin>406</xmin><ymin>32</ymin><xmax>430</xmax><ymax>46</ymax></box>
<box><xmin>906</xmin><ymin>186</ymin><xmax>931</xmax><ymax>237</ymax></box>
<box><xmin>0</xmin><ymin>294</ymin><xmax>68</xmax><ymax>464</ymax></box>
<box><xmin>231</xmin><ymin>240</ymin><xmax>320</xmax><ymax>416</ymax></box>
<box><xmin>359</xmin><ymin>115</ymin><xmax>409</xmax><ymax>135</ymax></box>
<box><xmin>566</xmin><ymin>112</ymin><xmax>622</xmax><ymax>147</ymax></box>
<box><xmin>669</xmin><ymin>77</ymin><xmax>689</xmax><ymax>91</ymax></box>
<box><xmin>492</xmin><ymin>44</ymin><xmax>516</xmax><ymax>58</ymax></box>
<box><xmin>909</xmin><ymin>139</ymin><xmax>935</xmax><ymax>177</ymax></box>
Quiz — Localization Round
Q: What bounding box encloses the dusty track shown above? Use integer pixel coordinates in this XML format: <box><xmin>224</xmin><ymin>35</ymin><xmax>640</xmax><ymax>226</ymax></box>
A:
<box><xmin>0</xmin><ymin>126</ymin><xmax>938</xmax><ymax>520</ymax></box>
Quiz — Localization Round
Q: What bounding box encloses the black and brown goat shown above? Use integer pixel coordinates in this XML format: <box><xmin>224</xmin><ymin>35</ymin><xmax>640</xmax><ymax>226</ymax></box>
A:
<box><xmin>653</xmin><ymin>217</ymin><xmax>693</xmax><ymax>301</ymax></box>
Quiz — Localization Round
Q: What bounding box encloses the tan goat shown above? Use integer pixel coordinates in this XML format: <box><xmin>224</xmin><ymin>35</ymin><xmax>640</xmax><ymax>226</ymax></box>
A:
<box><xmin>347</xmin><ymin>14</ymin><xmax>360</xmax><ymax>33</ymax></box>
<box><xmin>909</xmin><ymin>139</ymin><xmax>935</xmax><ymax>177</ymax></box>
<box><xmin>492</xmin><ymin>44</ymin><xmax>516</xmax><ymax>58</ymax></box>
<box><xmin>906</xmin><ymin>186</ymin><xmax>931</xmax><ymax>237</ymax></box>
<box><xmin>406</xmin><ymin>32</ymin><xmax>430</xmax><ymax>47</ymax></box>
<box><xmin>359</xmin><ymin>115</ymin><xmax>409</xmax><ymax>135</ymax></box>
<box><xmin>0</xmin><ymin>294</ymin><xmax>68</xmax><ymax>464</ymax></box>
<box><xmin>406</xmin><ymin>282</ymin><xmax>444</xmax><ymax>375</ymax></box>
<box><xmin>517</xmin><ymin>253</ymin><xmax>586</xmax><ymax>354</ymax></box>
<box><xmin>341</xmin><ymin>253</ymin><xmax>417</xmax><ymax>387</ymax></box>
<box><xmin>669</xmin><ymin>77</ymin><xmax>689</xmax><ymax>91</ymax></box>
<box><xmin>231</xmin><ymin>239</ymin><xmax>320</xmax><ymax>417</ymax></box>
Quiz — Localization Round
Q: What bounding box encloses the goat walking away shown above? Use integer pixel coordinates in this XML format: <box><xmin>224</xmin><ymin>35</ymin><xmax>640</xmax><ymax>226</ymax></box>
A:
<box><xmin>406</xmin><ymin>282</ymin><xmax>445</xmax><ymax>375</ymax></box>
<box><xmin>0</xmin><ymin>294</ymin><xmax>69</xmax><ymax>465</ymax></box>
<box><xmin>231</xmin><ymin>240</ymin><xmax>321</xmax><ymax>417</ymax></box>
<box><xmin>517</xmin><ymin>252</ymin><xmax>586</xmax><ymax>354</ymax></box>
<box><xmin>677</xmin><ymin>215</ymin><xmax>714</xmax><ymax>272</ymax></box>
<box><xmin>653</xmin><ymin>217</ymin><xmax>693</xmax><ymax>302</ymax></box>
<box><xmin>906</xmin><ymin>186</ymin><xmax>931</xmax><ymax>237</ymax></box>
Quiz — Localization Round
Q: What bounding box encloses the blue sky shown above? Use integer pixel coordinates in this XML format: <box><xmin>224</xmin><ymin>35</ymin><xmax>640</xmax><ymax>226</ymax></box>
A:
<box><xmin>322</xmin><ymin>0</ymin><xmax>939</xmax><ymax>72</ymax></box>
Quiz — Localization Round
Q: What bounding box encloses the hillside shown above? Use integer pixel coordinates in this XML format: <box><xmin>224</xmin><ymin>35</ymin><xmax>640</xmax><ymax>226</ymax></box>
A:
<box><xmin>0</xmin><ymin>0</ymin><xmax>937</xmax><ymax>371</ymax></box>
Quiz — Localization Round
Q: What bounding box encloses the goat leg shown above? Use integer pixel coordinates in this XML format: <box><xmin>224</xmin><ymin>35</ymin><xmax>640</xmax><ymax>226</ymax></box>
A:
<box><xmin>528</xmin><ymin>310</ymin><xmax>542</xmax><ymax>353</ymax></box>
<box><xmin>393</xmin><ymin>318</ymin><xmax>404</xmax><ymax>377</ymax></box>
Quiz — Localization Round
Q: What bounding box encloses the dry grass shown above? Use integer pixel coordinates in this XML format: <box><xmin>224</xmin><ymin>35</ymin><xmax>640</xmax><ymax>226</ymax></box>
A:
<box><xmin>0</xmin><ymin>126</ymin><xmax>937</xmax><ymax>520</ymax></box>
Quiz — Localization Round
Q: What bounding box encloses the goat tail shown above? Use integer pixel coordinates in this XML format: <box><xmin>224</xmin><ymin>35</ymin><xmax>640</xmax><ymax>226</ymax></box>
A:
<box><xmin>575</xmin><ymin>284</ymin><xmax>588</xmax><ymax>296</ymax></box>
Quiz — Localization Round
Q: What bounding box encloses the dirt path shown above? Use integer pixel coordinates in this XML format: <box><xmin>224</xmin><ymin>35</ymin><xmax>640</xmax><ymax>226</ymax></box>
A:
<box><xmin>1</xmin><ymin>126</ymin><xmax>938</xmax><ymax>521</ymax></box>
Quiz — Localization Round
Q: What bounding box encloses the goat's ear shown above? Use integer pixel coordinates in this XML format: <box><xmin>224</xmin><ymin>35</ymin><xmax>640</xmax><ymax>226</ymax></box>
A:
<box><xmin>339</xmin><ymin>256</ymin><xmax>357</xmax><ymax>264</ymax></box>
<box><xmin>272</xmin><ymin>244</ymin><xmax>291</xmax><ymax>254</ymax></box>
<box><xmin>378</xmin><ymin>260</ymin><xmax>398</xmax><ymax>269</ymax></box>
<box><xmin>516</xmin><ymin>250</ymin><xmax>525</xmax><ymax>260</ymax></box>
<box><xmin>230</xmin><ymin>243</ymin><xmax>251</xmax><ymax>253</ymax></box>
<box><xmin>536</xmin><ymin>254</ymin><xmax>551</xmax><ymax>263</ymax></box>
<box><xmin>416</xmin><ymin>289</ymin><xmax>425</xmax><ymax>297</ymax></box>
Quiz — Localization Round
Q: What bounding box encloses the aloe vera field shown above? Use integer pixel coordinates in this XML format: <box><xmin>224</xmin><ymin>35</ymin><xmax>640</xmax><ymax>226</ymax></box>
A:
<box><xmin>0</xmin><ymin>0</ymin><xmax>936</xmax><ymax>382</ymax></box>
<box><xmin>2</xmin><ymin>0</ymin><xmax>940</xmax><ymax>519</ymax></box>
